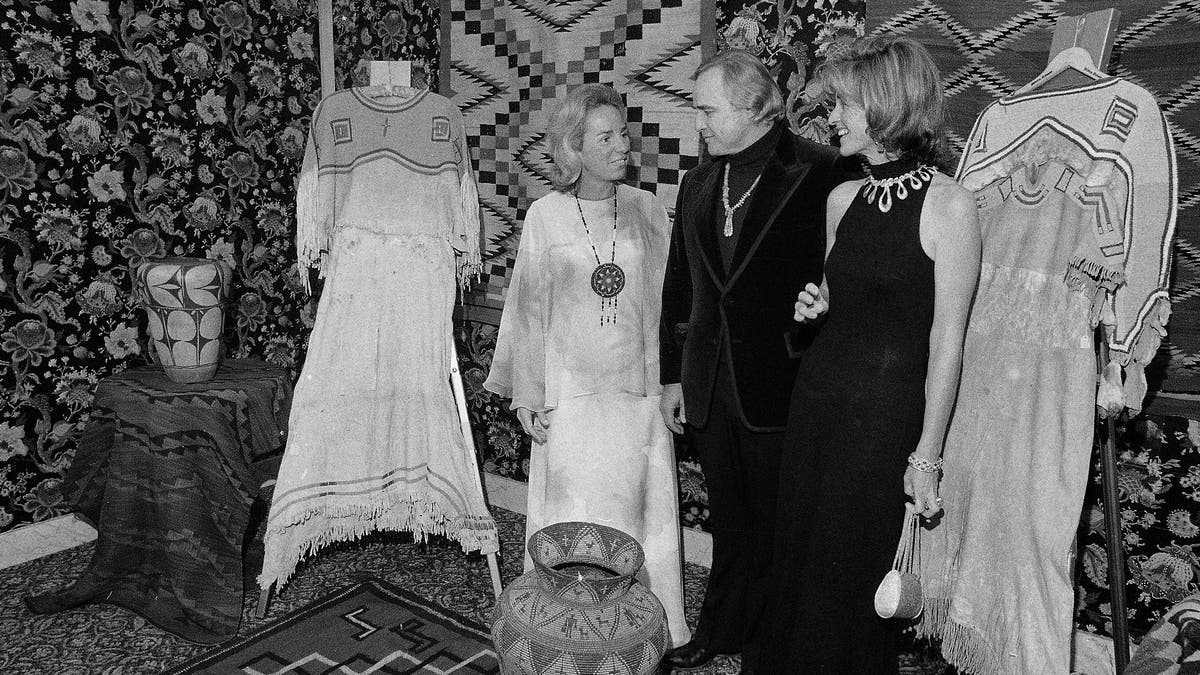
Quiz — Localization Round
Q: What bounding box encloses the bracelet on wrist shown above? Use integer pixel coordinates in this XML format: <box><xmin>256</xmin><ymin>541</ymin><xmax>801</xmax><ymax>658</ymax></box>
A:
<box><xmin>907</xmin><ymin>453</ymin><xmax>943</xmax><ymax>473</ymax></box>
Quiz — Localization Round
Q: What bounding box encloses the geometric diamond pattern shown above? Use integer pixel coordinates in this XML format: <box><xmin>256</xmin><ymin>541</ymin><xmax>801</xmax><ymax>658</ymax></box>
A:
<box><xmin>490</xmin><ymin>522</ymin><xmax>668</xmax><ymax>674</ymax></box>
<box><xmin>167</xmin><ymin>578</ymin><xmax>498</xmax><ymax>673</ymax></box>
<box><xmin>869</xmin><ymin>0</ymin><xmax>1200</xmax><ymax>398</ymax></box>
<box><xmin>442</xmin><ymin>0</ymin><xmax>702</xmax><ymax>316</ymax></box>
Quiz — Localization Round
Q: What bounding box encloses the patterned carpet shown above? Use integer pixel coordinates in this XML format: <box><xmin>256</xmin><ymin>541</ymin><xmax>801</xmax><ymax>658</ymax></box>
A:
<box><xmin>0</xmin><ymin>507</ymin><xmax>953</xmax><ymax>674</ymax></box>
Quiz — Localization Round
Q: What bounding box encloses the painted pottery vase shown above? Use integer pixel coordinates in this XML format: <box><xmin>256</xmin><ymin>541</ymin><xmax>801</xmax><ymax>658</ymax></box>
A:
<box><xmin>491</xmin><ymin>521</ymin><xmax>668</xmax><ymax>675</ymax></box>
<box><xmin>135</xmin><ymin>257</ymin><xmax>233</xmax><ymax>383</ymax></box>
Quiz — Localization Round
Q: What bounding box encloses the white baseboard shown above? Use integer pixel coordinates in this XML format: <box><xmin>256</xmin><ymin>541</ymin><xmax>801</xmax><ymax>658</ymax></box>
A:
<box><xmin>0</xmin><ymin>514</ymin><xmax>97</xmax><ymax>571</ymax></box>
<box><xmin>483</xmin><ymin>472</ymin><xmax>713</xmax><ymax>568</ymax></box>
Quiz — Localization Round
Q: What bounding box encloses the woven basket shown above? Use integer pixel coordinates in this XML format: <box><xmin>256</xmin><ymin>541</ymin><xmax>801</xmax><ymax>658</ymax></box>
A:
<box><xmin>491</xmin><ymin>521</ymin><xmax>668</xmax><ymax>674</ymax></box>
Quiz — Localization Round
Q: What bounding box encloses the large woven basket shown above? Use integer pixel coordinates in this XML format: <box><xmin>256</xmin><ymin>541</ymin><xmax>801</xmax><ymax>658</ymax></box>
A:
<box><xmin>491</xmin><ymin>521</ymin><xmax>668</xmax><ymax>674</ymax></box>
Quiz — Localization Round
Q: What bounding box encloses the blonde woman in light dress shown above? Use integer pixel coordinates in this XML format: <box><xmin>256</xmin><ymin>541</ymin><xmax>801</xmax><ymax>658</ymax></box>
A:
<box><xmin>484</xmin><ymin>83</ymin><xmax>691</xmax><ymax>648</ymax></box>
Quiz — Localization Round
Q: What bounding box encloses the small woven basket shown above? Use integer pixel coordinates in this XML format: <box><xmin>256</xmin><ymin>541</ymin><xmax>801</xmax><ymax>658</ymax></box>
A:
<box><xmin>875</xmin><ymin>503</ymin><xmax>924</xmax><ymax>620</ymax></box>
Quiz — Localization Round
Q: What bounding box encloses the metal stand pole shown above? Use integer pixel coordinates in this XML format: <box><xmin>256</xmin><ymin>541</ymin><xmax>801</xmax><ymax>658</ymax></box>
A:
<box><xmin>1097</xmin><ymin>337</ymin><xmax>1130</xmax><ymax>671</ymax></box>
<box><xmin>450</xmin><ymin>341</ymin><xmax>504</xmax><ymax>599</ymax></box>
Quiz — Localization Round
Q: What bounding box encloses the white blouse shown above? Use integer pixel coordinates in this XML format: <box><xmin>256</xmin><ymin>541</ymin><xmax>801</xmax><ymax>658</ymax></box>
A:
<box><xmin>484</xmin><ymin>183</ymin><xmax>670</xmax><ymax>411</ymax></box>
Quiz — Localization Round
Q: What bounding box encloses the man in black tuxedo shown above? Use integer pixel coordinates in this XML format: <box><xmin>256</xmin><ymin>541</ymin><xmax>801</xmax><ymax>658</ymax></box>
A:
<box><xmin>659</xmin><ymin>49</ymin><xmax>856</xmax><ymax>671</ymax></box>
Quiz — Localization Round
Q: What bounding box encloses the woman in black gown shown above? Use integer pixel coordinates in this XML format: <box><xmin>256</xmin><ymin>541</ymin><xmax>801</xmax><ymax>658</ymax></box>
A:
<box><xmin>751</xmin><ymin>36</ymin><xmax>981</xmax><ymax>673</ymax></box>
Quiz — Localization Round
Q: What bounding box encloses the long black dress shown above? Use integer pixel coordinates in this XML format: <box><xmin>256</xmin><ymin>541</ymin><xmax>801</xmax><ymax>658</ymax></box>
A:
<box><xmin>754</xmin><ymin>157</ymin><xmax>937</xmax><ymax>673</ymax></box>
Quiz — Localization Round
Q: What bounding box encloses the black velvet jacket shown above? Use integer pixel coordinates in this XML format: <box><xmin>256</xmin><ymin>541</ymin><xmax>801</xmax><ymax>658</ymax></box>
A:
<box><xmin>660</xmin><ymin>129</ymin><xmax>859</xmax><ymax>431</ymax></box>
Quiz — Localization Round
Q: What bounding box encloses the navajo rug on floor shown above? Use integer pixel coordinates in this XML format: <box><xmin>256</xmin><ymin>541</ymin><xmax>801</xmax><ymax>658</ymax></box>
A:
<box><xmin>1</xmin><ymin>508</ymin><xmax>952</xmax><ymax>674</ymax></box>
<box><xmin>165</xmin><ymin>578</ymin><xmax>498</xmax><ymax>674</ymax></box>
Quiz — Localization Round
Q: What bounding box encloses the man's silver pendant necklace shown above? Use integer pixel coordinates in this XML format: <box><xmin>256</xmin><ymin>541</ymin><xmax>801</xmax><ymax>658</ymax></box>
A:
<box><xmin>722</xmin><ymin>163</ymin><xmax>762</xmax><ymax>237</ymax></box>
<box><xmin>575</xmin><ymin>191</ymin><xmax>624</xmax><ymax>325</ymax></box>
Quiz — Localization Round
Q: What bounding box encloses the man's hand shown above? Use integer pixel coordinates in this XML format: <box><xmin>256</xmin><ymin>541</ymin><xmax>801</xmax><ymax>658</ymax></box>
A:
<box><xmin>660</xmin><ymin>383</ymin><xmax>686</xmax><ymax>434</ymax></box>
<box><xmin>516</xmin><ymin>407</ymin><xmax>550</xmax><ymax>445</ymax></box>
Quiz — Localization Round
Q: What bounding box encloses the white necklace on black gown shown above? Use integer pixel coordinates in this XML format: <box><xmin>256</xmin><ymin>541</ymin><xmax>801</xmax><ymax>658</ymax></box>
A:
<box><xmin>862</xmin><ymin>160</ymin><xmax>937</xmax><ymax>213</ymax></box>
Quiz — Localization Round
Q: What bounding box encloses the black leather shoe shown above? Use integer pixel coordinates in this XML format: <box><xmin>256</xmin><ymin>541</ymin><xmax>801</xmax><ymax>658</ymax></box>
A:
<box><xmin>666</xmin><ymin>641</ymin><xmax>718</xmax><ymax>670</ymax></box>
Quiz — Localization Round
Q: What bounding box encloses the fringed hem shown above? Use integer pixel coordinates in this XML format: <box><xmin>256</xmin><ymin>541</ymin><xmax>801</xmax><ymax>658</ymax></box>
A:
<box><xmin>456</xmin><ymin>258</ymin><xmax>483</xmax><ymax>296</ymax></box>
<box><xmin>1064</xmin><ymin>255</ymin><xmax>1125</xmax><ymax>330</ymax></box>
<box><xmin>258</xmin><ymin>497</ymin><xmax>499</xmax><ymax>592</ymax></box>
<box><xmin>938</xmin><ymin>619</ymin><xmax>1009</xmax><ymax>675</ymax></box>
<box><xmin>1064</xmin><ymin>255</ymin><xmax>1124</xmax><ymax>299</ymax></box>
<box><xmin>1064</xmin><ymin>255</ymin><xmax>1172</xmax><ymax>414</ymax></box>
<box><xmin>455</xmin><ymin>172</ymin><xmax>483</xmax><ymax>296</ymax></box>
<box><xmin>914</xmin><ymin>595</ymin><xmax>949</xmax><ymax>641</ymax></box>
<box><xmin>295</xmin><ymin>161</ymin><xmax>326</xmax><ymax>296</ymax></box>
<box><xmin>916</xmin><ymin>597</ymin><xmax>1014</xmax><ymax>675</ymax></box>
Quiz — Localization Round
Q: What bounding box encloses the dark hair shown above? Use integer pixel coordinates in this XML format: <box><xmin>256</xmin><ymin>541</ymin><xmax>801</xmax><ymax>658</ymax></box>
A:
<box><xmin>814</xmin><ymin>35</ymin><xmax>952</xmax><ymax>169</ymax></box>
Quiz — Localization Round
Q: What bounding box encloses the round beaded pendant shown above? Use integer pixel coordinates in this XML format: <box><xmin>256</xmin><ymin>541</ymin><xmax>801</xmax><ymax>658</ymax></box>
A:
<box><xmin>575</xmin><ymin>192</ymin><xmax>622</xmax><ymax>325</ymax></box>
<box><xmin>591</xmin><ymin>261</ymin><xmax>626</xmax><ymax>298</ymax></box>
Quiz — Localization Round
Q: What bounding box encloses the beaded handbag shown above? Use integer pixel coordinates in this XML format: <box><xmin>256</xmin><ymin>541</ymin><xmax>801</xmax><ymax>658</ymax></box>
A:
<box><xmin>874</xmin><ymin>503</ymin><xmax>923</xmax><ymax>619</ymax></box>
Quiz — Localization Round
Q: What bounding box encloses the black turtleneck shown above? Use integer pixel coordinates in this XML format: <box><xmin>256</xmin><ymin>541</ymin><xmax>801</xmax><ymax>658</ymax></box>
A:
<box><xmin>718</xmin><ymin>122</ymin><xmax>782</xmax><ymax>270</ymax></box>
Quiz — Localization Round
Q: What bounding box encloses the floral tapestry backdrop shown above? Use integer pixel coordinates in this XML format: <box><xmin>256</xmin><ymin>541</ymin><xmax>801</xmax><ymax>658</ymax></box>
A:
<box><xmin>0</xmin><ymin>0</ymin><xmax>441</xmax><ymax>536</ymax></box>
<box><xmin>714</xmin><ymin>0</ymin><xmax>865</xmax><ymax>143</ymax></box>
<box><xmin>330</xmin><ymin>0</ymin><xmax>441</xmax><ymax>90</ymax></box>
<box><xmin>0</xmin><ymin>0</ymin><xmax>320</xmax><ymax>534</ymax></box>
<box><xmin>1075</xmin><ymin>415</ymin><xmax>1200</xmax><ymax>637</ymax></box>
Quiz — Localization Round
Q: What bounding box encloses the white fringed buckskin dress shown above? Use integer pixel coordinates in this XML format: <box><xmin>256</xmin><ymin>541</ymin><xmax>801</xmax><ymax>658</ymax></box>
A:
<box><xmin>917</xmin><ymin>49</ymin><xmax>1176</xmax><ymax>675</ymax></box>
<box><xmin>259</xmin><ymin>88</ymin><xmax>498</xmax><ymax>592</ymax></box>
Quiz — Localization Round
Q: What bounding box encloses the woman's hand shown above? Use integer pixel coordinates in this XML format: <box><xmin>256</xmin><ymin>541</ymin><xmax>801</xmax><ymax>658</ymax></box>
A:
<box><xmin>904</xmin><ymin>466</ymin><xmax>943</xmax><ymax>519</ymax></box>
<box><xmin>794</xmin><ymin>282</ymin><xmax>829</xmax><ymax>322</ymax></box>
<box><xmin>516</xmin><ymin>407</ymin><xmax>550</xmax><ymax>445</ymax></box>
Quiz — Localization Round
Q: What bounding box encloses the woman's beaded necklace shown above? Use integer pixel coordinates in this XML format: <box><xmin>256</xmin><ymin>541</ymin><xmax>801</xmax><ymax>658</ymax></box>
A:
<box><xmin>575</xmin><ymin>190</ymin><xmax>624</xmax><ymax>325</ymax></box>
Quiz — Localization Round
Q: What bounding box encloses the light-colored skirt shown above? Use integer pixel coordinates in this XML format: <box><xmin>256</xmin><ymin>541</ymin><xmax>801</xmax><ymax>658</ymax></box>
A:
<box><xmin>524</xmin><ymin>391</ymin><xmax>692</xmax><ymax>648</ymax></box>
<box><xmin>259</xmin><ymin>229</ymin><xmax>498</xmax><ymax>592</ymax></box>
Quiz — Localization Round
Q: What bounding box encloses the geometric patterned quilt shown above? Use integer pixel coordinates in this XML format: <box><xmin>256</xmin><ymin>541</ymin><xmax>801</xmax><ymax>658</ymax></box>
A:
<box><xmin>441</xmin><ymin>0</ymin><xmax>702</xmax><ymax>320</ymax></box>
<box><xmin>164</xmin><ymin>578</ymin><xmax>498</xmax><ymax>673</ymax></box>
<box><xmin>867</xmin><ymin>0</ymin><xmax>1200</xmax><ymax>408</ymax></box>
